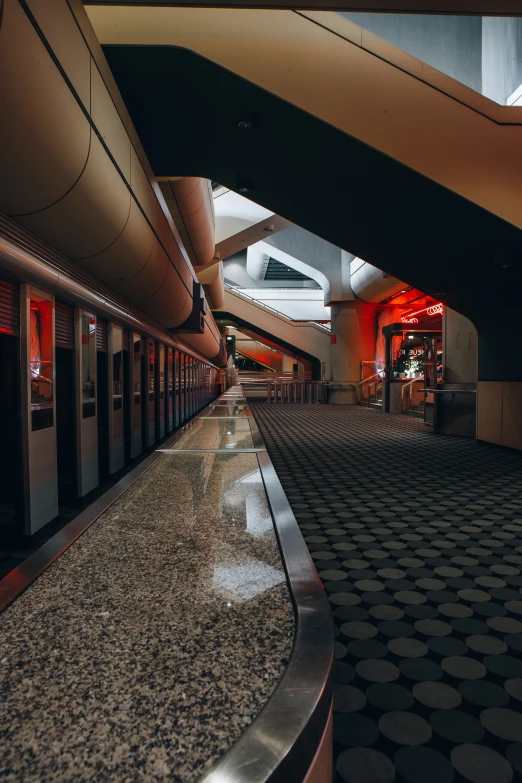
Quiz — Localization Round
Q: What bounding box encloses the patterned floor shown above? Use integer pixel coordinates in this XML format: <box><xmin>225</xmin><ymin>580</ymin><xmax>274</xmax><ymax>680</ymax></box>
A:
<box><xmin>248</xmin><ymin>401</ymin><xmax>522</xmax><ymax>783</ymax></box>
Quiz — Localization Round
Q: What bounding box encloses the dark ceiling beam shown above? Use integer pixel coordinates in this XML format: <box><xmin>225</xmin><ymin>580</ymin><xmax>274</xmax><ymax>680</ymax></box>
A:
<box><xmin>83</xmin><ymin>1</ymin><xmax>522</xmax><ymax>16</ymax></box>
<box><xmin>215</xmin><ymin>214</ymin><xmax>292</xmax><ymax>261</ymax></box>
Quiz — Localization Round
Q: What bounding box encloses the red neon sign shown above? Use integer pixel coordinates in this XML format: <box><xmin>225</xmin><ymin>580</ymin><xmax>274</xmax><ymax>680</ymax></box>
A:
<box><xmin>401</xmin><ymin>303</ymin><xmax>443</xmax><ymax>323</ymax></box>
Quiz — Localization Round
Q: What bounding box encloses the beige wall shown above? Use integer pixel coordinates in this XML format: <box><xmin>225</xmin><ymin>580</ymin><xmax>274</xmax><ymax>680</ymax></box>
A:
<box><xmin>477</xmin><ymin>382</ymin><xmax>522</xmax><ymax>451</ymax></box>
<box><xmin>444</xmin><ymin>308</ymin><xmax>477</xmax><ymax>384</ymax></box>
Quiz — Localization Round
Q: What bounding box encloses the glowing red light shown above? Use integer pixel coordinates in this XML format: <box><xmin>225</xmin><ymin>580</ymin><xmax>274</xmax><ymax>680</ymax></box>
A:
<box><xmin>401</xmin><ymin>303</ymin><xmax>443</xmax><ymax>323</ymax></box>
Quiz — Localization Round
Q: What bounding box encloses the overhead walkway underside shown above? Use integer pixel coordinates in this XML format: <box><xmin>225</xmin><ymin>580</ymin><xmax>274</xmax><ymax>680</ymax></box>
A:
<box><xmin>90</xmin><ymin>7</ymin><xmax>522</xmax><ymax>326</ymax></box>
<box><xmin>246</xmin><ymin>397</ymin><xmax>522</xmax><ymax>783</ymax></box>
<box><xmin>215</xmin><ymin>288</ymin><xmax>331</xmax><ymax>378</ymax></box>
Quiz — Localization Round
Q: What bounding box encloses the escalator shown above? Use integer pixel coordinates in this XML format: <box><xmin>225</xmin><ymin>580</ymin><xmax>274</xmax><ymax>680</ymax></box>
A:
<box><xmin>216</xmin><ymin>287</ymin><xmax>331</xmax><ymax>380</ymax></box>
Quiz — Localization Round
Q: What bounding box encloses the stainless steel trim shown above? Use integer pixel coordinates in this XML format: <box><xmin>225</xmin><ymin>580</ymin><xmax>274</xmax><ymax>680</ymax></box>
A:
<box><xmin>155</xmin><ymin>448</ymin><xmax>265</xmax><ymax>453</ymax></box>
<box><xmin>198</xmin><ymin>389</ymin><xmax>334</xmax><ymax>783</ymax></box>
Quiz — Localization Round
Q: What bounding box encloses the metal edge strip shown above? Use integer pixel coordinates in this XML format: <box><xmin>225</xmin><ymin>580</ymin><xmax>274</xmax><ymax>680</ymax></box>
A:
<box><xmin>198</xmin><ymin>387</ymin><xmax>334</xmax><ymax>783</ymax></box>
<box><xmin>0</xmin><ymin>397</ymin><xmax>223</xmax><ymax>613</ymax></box>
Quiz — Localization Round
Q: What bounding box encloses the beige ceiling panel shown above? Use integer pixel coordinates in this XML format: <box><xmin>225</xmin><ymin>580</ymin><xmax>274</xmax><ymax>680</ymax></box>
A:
<box><xmin>131</xmin><ymin>147</ymin><xmax>156</xmax><ymax>224</ymax></box>
<box><xmin>26</xmin><ymin>0</ymin><xmax>92</xmax><ymax>111</ymax></box>
<box><xmin>141</xmin><ymin>268</ymin><xmax>192</xmax><ymax>328</ymax></box>
<box><xmin>19</xmin><ymin>130</ymin><xmax>130</xmax><ymax>259</ymax></box>
<box><xmin>90</xmin><ymin>60</ymin><xmax>131</xmax><ymax>181</ymax></box>
<box><xmin>0</xmin><ymin>0</ymin><xmax>90</xmax><ymax>215</ymax></box>
<box><xmin>116</xmin><ymin>237</ymin><xmax>172</xmax><ymax>301</ymax></box>
<box><xmin>88</xmin><ymin>6</ymin><xmax>522</xmax><ymax>230</ymax></box>
<box><xmin>77</xmin><ymin>197</ymin><xmax>153</xmax><ymax>284</ymax></box>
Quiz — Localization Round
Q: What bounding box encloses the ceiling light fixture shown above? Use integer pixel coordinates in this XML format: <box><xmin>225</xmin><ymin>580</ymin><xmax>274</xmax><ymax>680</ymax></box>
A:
<box><xmin>237</xmin><ymin>119</ymin><xmax>254</xmax><ymax>129</ymax></box>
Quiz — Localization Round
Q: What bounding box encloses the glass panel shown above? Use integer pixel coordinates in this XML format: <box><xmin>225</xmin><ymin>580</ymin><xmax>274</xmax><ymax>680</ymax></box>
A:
<box><xmin>159</xmin><ymin>344</ymin><xmax>165</xmax><ymax>399</ymax></box>
<box><xmin>112</xmin><ymin>325</ymin><xmax>123</xmax><ymax>412</ymax></box>
<box><xmin>81</xmin><ymin>312</ymin><xmax>96</xmax><ymax>420</ymax></box>
<box><xmin>133</xmin><ymin>333</ymin><xmax>141</xmax><ymax>406</ymax></box>
<box><xmin>30</xmin><ymin>294</ymin><xmax>54</xmax><ymax>431</ymax></box>
<box><xmin>168</xmin><ymin>348</ymin><xmax>173</xmax><ymax>397</ymax></box>
<box><xmin>148</xmin><ymin>338</ymin><xmax>155</xmax><ymax>402</ymax></box>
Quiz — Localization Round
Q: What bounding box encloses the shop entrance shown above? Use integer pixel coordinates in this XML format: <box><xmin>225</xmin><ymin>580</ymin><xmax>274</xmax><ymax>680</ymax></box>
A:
<box><xmin>383</xmin><ymin>324</ymin><xmax>443</xmax><ymax>423</ymax></box>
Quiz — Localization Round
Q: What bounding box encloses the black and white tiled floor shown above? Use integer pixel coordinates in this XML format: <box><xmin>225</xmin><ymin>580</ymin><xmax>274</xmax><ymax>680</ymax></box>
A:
<box><xmin>248</xmin><ymin>401</ymin><xmax>522</xmax><ymax>783</ymax></box>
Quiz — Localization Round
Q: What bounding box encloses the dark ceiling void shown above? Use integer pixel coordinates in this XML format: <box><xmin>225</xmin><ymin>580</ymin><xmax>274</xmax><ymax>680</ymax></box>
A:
<box><xmin>104</xmin><ymin>45</ymin><xmax>522</xmax><ymax>355</ymax></box>
<box><xmin>85</xmin><ymin>1</ymin><xmax>522</xmax><ymax>16</ymax></box>
<box><xmin>215</xmin><ymin>312</ymin><xmax>322</xmax><ymax>378</ymax></box>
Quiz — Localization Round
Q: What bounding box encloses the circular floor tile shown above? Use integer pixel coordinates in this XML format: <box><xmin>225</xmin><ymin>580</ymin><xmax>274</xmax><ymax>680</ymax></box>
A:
<box><xmin>379</xmin><ymin>711</ymin><xmax>432</xmax><ymax>746</ymax></box>
<box><xmin>480</xmin><ymin>708</ymin><xmax>522</xmax><ymax>741</ymax></box>
<box><xmin>334</xmin><ymin>684</ymin><xmax>367</xmax><ymax>713</ymax></box>
<box><xmin>466</xmin><ymin>635</ymin><xmax>508</xmax><ymax>655</ymax></box>
<box><xmin>414</xmin><ymin>619</ymin><xmax>452</xmax><ymax>636</ymax></box>
<box><xmin>504</xmin><ymin>678</ymin><xmax>522</xmax><ymax>701</ymax></box>
<box><xmin>370</xmin><ymin>605</ymin><xmax>404</xmax><ymax>621</ymax></box>
<box><xmin>387</xmin><ymin>638</ymin><xmax>428</xmax><ymax>658</ymax></box>
<box><xmin>356</xmin><ymin>659</ymin><xmax>400</xmax><ymax>683</ymax></box>
<box><xmin>483</xmin><ymin>655</ymin><xmax>522</xmax><ymax>678</ymax></box>
<box><xmin>451</xmin><ymin>744</ymin><xmax>513</xmax><ymax>783</ymax></box>
<box><xmin>347</xmin><ymin>640</ymin><xmax>389</xmax><ymax>660</ymax></box>
<box><xmin>413</xmin><ymin>681</ymin><xmax>462</xmax><ymax>709</ymax></box>
<box><xmin>459</xmin><ymin>680</ymin><xmax>509</xmax><ymax>708</ymax></box>
<box><xmin>441</xmin><ymin>656</ymin><xmax>487</xmax><ymax>680</ymax></box>
<box><xmin>336</xmin><ymin>748</ymin><xmax>396</xmax><ymax>783</ymax></box>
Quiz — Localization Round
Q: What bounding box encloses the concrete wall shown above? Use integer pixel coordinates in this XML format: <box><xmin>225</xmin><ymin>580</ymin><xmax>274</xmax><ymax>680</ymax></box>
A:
<box><xmin>482</xmin><ymin>18</ymin><xmax>522</xmax><ymax>105</ymax></box>
<box><xmin>266</xmin><ymin>226</ymin><xmax>352</xmax><ymax>303</ymax></box>
<box><xmin>340</xmin><ymin>13</ymin><xmax>482</xmax><ymax>92</ymax></box>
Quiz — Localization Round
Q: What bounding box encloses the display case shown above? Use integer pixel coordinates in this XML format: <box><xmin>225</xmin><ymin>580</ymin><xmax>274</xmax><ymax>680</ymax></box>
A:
<box><xmin>21</xmin><ymin>285</ymin><xmax>58</xmax><ymax>533</ymax></box>
<box><xmin>81</xmin><ymin>312</ymin><xmax>96</xmax><ymax>419</ymax></box>
<box><xmin>29</xmin><ymin>292</ymin><xmax>54</xmax><ymax>431</ymax></box>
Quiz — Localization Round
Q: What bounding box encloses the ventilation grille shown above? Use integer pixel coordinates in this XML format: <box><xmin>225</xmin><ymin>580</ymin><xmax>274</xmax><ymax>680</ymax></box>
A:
<box><xmin>0</xmin><ymin>275</ymin><xmax>19</xmax><ymax>336</ymax></box>
<box><xmin>55</xmin><ymin>301</ymin><xmax>74</xmax><ymax>349</ymax></box>
<box><xmin>96</xmin><ymin>319</ymin><xmax>107</xmax><ymax>351</ymax></box>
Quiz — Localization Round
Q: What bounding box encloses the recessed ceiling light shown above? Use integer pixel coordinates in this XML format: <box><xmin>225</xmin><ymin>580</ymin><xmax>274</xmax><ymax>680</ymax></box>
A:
<box><xmin>237</xmin><ymin>119</ymin><xmax>254</xmax><ymax>129</ymax></box>
<box><xmin>500</xmin><ymin>264</ymin><xmax>513</xmax><ymax>269</ymax></box>
<box><xmin>238</xmin><ymin>186</ymin><xmax>250</xmax><ymax>193</ymax></box>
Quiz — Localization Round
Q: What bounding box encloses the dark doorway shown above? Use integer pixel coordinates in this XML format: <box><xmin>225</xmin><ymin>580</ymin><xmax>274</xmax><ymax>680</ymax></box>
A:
<box><xmin>0</xmin><ymin>333</ymin><xmax>21</xmax><ymax>553</ymax></box>
<box><xmin>97</xmin><ymin>351</ymin><xmax>109</xmax><ymax>480</ymax></box>
<box><xmin>55</xmin><ymin>346</ymin><xmax>77</xmax><ymax>507</ymax></box>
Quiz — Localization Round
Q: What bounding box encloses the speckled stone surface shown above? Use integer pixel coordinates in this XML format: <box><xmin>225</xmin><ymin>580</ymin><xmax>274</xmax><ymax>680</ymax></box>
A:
<box><xmin>0</xmin><ymin>451</ymin><xmax>294</xmax><ymax>782</ymax></box>
<box><xmin>169</xmin><ymin>419</ymin><xmax>254</xmax><ymax>450</ymax></box>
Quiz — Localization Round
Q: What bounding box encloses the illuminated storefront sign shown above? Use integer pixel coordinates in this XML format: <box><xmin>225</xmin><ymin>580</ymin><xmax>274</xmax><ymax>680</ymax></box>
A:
<box><xmin>401</xmin><ymin>302</ymin><xmax>443</xmax><ymax>324</ymax></box>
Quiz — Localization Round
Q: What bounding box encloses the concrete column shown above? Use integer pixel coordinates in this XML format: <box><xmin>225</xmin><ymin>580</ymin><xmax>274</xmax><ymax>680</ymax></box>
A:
<box><xmin>330</xmin><ymin>300</ymin><xmax>377</xmax><ymax>403</ymax></box>
<box><xmin>282</xmin><ymin>354</ymin><xmax>294</xmax><ymax>373</ymax></box>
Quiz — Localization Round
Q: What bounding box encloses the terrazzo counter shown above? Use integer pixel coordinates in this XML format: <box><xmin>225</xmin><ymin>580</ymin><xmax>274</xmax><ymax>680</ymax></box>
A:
<box><xmin>0</xmin><ymin>451</ymin><xmax>295</xmax><ymax>782</ymax></box>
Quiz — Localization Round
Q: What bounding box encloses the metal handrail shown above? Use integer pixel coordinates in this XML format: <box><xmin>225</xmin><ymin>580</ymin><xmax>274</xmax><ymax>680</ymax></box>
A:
<box><xmin>401</xmin><ymin>377</ymin><xmax>422</xmax><ymax>412</ymax></box>
<box><xmin>356</xmin><ymin>372</ymin><xmax>380</xmax><ymax>403</ymax></box>
<box><xmin>224</xmin><ymin>284</ymin><xmax>331</xmax><ymax>333</ymax></box>
<box><xmin>367</xmin><ymin>380</ymin><xmax>383</xmax><ymax>408</ymax></box>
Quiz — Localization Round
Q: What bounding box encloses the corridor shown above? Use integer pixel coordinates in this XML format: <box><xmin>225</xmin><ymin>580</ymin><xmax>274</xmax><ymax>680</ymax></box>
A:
<box><xmin>248</xmin><ymin>400</ymin><xmax>522</xmax><ymax>783</ymax></box>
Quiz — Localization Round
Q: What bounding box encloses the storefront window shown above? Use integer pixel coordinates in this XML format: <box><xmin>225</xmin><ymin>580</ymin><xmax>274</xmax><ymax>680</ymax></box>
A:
<box><xmin>148</xmin><ymin>338</ymin><xmax>155</xmax><ymax>401</ymax></box>
<box><xmin>30</xmin><ymin>294</ymin><xmax>54</xmax><ymax>431</ymax></box>
<box><xmin>159</xmin><ymin>344</ymin><xmax>165</xmax><ymax>399</ymax></box>
<box><xmin>133</xmin><ymin>333</ymin><xmax>141</xmax><ymax>406</ymax></box>
<box><xmin>81</xmin><ymin>312</ymin><xmax>96</xmax><ymax>419</ymax></box>
<box><xmin>112</xmin><ymin>325</ymin><xmax>123</xmax><ymax>411</ymax></box>
<box><xmin>168</xmin><ymin>348</ymin><xmax>173</xmax><ymax>397</ymax></box>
